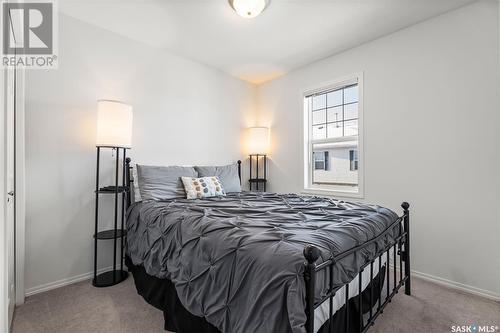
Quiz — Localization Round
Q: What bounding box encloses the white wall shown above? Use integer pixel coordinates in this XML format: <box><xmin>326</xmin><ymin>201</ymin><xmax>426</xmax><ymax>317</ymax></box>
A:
<box><xmin>25</xmin><ymin>2</ymin><xmax>500</xmax><ymax>299</ymax></box>
<box><xmin>24</xmin><ymin>14</ymin><xmax>255</xmax><ymax>293</ymax></box>
<box><xmin>257</xmin><ymin>1</ymin><xmax>500</xmax><ymax>298</ymax></box>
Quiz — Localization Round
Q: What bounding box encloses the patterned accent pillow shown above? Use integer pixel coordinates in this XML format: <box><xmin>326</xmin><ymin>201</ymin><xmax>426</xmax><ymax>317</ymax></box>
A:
<box><xmin>181</xmin><ymin>176</ymin><xmax>226</xmax><ymax>199</ymax></box>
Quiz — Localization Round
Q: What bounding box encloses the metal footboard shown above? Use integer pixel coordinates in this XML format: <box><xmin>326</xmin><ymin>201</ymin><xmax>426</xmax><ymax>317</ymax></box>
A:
<box><xmin>303</xmin><ymin>202</ymin><xmax>411</xmax><ymax>333</ymax></box>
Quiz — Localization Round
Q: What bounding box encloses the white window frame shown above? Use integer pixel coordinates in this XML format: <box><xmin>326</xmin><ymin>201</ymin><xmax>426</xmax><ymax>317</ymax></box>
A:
<box><xmin>302</xmin><ymin>73</ymin><xmax>364</xmax><ymax>198</ymax></box>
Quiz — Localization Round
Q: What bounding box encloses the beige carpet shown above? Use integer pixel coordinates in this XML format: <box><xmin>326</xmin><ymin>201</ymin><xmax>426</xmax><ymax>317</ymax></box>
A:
<box><xmin>12</xmin><ymin>275</ymin><xmax>500</xmax><ymax>333</ymax></box>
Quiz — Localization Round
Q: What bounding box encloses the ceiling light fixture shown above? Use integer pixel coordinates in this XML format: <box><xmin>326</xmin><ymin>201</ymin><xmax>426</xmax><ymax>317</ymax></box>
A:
<box><xmin>229</xmin><ymin>0</ymin><xmax>269</xmax><ymax>19</ymax></box>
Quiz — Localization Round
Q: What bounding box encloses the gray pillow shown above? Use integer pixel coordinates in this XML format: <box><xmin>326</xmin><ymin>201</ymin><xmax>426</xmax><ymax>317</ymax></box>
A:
<box><xmin>137</xmin><ymin>165</ymin><xmax>198</xmax><ymax>200</ymax></box>
<box><xmin>195</xmin><ymin>164</ymin><xmax>241</xmax><ymax>193</ymax></box>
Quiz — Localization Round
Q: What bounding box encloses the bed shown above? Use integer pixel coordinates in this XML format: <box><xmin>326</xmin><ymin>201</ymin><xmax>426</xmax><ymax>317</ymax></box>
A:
<box><xmin>124</xmin><ymin>159</ymin><xmax>411</xmax><ymax>333</ymax></box>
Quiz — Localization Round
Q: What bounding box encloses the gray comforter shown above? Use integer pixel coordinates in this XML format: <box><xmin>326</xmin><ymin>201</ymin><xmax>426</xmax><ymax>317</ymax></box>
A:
<box><xmin>126</xmin><ymin>192</ymin><xmax>399</xmax><ymax>333</ymax></box>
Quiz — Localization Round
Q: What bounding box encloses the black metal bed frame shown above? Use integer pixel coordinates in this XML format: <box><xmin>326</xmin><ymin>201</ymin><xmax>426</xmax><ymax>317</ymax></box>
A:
<box><xmin>124</xmin><ymin>158</ymin><xmax>410</xmax><ymax>333</ymax></box>
<box><xmin>303</xmin><ymin>203</ymin><xmax>411</xmax><ymax>333</ymax></box>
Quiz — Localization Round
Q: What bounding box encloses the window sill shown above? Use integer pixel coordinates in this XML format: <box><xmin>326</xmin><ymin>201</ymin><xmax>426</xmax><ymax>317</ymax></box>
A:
<box><xmin>302</xmin><ymin>187</ymin><xmax>364</xmax><ymax>200</ymax></box>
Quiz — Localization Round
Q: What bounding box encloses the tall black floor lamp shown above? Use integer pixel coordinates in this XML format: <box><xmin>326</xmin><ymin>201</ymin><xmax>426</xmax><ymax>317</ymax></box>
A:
<box><xmin>247</xmin><ymin>127</ymin><xmax>269</xmax><ymax>192</ymax></box>
<box><xmin>93</xmin><ymin>100</ymin><xmax>133</xmax><ymax>287</ymax></box>
<box><xmin>249</xmin><ymin>154</ymin><xmax>267</xmax><ymax>191</ymax></box>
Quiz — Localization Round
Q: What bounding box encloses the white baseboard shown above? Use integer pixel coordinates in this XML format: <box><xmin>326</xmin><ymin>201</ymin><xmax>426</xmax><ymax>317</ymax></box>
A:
<box><xmin>25</xmin><ymin>266</ymin><xmax>114</xmax><ymax>297</ymax></box>
<box><xmin>410</xmin><ymin>269</ymin><xmax>500</xmax><ymax>302</ymax></box>
<box><xmin>25</xmin><ymin>264</ymin><xmax>500</xmax><ymax>303</ymax></box>
<box><xmin>389</xmin><ymin>261</ymin><xmax>500</xmax><ymax>302</ymax></box>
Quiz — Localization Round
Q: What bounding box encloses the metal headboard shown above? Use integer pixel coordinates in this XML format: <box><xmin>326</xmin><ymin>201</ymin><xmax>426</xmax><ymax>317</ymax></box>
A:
<box><xmin>125</xmin><ymin>158</ymin><xmax>242</xmax><ymax>208</ymax></box>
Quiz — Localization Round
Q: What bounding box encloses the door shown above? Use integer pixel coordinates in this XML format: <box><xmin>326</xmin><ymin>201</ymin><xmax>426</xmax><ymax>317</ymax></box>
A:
<box><xmin>5</xmin><ymin>65</ymin><xmax>16</xmax><ymax>328</ymax></box>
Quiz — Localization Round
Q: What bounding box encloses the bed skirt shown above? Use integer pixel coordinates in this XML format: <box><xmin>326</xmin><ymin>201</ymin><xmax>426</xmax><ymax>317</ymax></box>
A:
<box><xmin>125</xmin><ymin>256</ymin><xmax>386</xmax><ymax>333</ymax></box>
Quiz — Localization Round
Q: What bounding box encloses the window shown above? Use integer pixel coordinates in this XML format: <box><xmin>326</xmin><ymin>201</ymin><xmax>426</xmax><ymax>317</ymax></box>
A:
<box><xmin>349</xmin><ymin>150</ymin><xmax>358</xmax><ymax>171</ymax></box>
<box><xmin>313</xmin><ymin>151</ymin><xmax>329</xmax><ymax>170</ymax></box>
<box><xmin>304</xmin><ymin>75</ymin><xmax>363</xmax><ymax>196</ymax></box>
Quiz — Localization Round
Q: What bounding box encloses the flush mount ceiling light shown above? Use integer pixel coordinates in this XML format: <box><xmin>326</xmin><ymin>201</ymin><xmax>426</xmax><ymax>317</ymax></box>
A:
<box><xmin>229</xmin><ymin>0</ymin><xmax>269</xmax><ymax>19</ymax></box>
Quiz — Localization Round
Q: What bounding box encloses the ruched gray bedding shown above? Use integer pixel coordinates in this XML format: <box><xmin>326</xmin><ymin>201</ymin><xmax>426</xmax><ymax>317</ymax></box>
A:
<box><xmin>126</xmin><ymin>192</ymin><xmax>399</xmax><ymax>333</ymax></box>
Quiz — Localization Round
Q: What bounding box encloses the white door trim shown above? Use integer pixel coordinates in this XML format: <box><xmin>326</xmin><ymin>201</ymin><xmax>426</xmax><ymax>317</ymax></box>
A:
<box><xmin>15</xmin><ymin>67</ymin><xmax>25</xmax><ymax>305</ymax></box>
<box><xmin>1</xmin><ymin>67</ymin><xmax>8</xmax><ymax>333</ymax></box>
<box><xmin>2</xmin><ymin>0</ymin><xmax>26</xmax><ymax>306</ymax></box>
<box><xmin>6</xmin><ymin>66</ymin><xmax>15</xmax><ymax>329</ymax></box>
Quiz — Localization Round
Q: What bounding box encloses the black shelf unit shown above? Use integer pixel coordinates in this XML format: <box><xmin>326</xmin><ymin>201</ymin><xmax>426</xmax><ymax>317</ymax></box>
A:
<box><xmin>96</xmin><ymin>185</ymin><xmax>128</xmax><ymax>193</ymax></box>
<box><xmin>93</xmin><ymin>146</ymin><xmax>129</xmax><ymax>287</ymax></box>
<box><xmin>249</xmin><ymin>154</ymin><xmax>267</xmax><ymax>191</ymax></box>
<box><xmin>94</xmin><ymin>229</ymin><xmax>126</xmax><ymax>240</ymax></box>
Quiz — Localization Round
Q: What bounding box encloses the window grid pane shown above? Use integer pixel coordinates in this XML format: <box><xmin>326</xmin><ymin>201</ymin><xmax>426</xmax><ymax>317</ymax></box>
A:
<box><xmin>327</xmin><ymin>106</ymin><xmax>342</xmax><ymax>123</ymax></box>
<box><xmin>312</xmin><ymin>109</ymin><xmax>326</xmax><ymax>125</ymax></box>
<box><xmin>344</xmin><ymin>102</ymin><xmax>358</xmax><ymax>121</ymax></box>
<box><xmin>344</xmin><ymin>85</ymin><xmax>359</xmax><ymax>104</ymax></box>
<box><xmin>327</xmin><ymin>122</ymin><xmax>343</xmax><ymax>138</ymax></box>
<box><xmin>312</xmin><ymin>124</ymin><xmax>326</xmax><ymax>140</ymax></box>
<box><xmin>310</xmin><ymin>84</ymin><xmax>359</xmax><ymax>141</ymax></box>
<box><xmin>312</xmin><ymin>94</ymin><xmax>326</xmax><ymax>111</ymax></box>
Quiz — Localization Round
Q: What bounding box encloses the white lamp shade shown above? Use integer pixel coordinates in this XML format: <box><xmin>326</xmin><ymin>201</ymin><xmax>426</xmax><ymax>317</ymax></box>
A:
<box><xmin>96</xmin><ymin>100</ymin><xmax>133</xmax><ymax>148</ymax></box>
<box><xmin>247</xmin><ymin>127</ymin><xmax>269</xmax><ymax>154</ymax></box>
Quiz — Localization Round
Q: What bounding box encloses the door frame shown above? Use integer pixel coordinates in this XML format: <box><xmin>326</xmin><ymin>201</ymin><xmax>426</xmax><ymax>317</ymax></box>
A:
<box><xmin>0</xmin><ymin>64</ymin><xmax>25</xmax><ymax>333</ymax></box>
<box><xmin>1</xmin><ymin>6</ymin><xmax>26</xmax><ymax>332</ymax></box>
<box><xmin>2</xmin><ymin>0</ymin><xmax>26</xmax><ymax>306</ymax></box>
<box><xmin>6</xmin><ymin>65</ymin><xmax>15</xmax><ymax>328</ymax></box>
<box><xmin>1</xmin><ymin>66</ymin><xmax>8</xmax><ymax>333</ymax></box>
<box><xmin>15</xmin><ymin>67</ymin><xmax>25</xmax><ymax>306</ymax></box>
<box><xmin>0</xmin><ymin>59</ymin><xmax>25</xmax><ymax>333</ymax></box>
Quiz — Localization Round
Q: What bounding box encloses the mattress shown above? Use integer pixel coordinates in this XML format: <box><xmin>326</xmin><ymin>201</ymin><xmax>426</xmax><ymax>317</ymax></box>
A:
<box><xmin>126</xmin><ymin>192</ymin><xmax>399</xmax><ymax>333</ymax></box>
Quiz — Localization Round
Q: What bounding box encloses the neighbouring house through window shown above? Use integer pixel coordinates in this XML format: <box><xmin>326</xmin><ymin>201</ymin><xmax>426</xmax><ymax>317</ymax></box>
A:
<box><xmin>304</xmin><ymin>75</ymin><xmax>363</xmax><ymax>196</ymax></box>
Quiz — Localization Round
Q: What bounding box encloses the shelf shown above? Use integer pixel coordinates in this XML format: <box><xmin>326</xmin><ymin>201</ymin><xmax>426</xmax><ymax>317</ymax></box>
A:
<box><xmin>94</xmin><ymin>229</ymin><xmax>126</xmax><ymax>240</ymax></box>
<box><xmin>96</xmin><ymin>185</ymin><xmax>129</xmax><ymax>194</ymax></box>
<box><xmin>93</xmin><ymin>146</ymin><xmax>129</xmax><ymax>288</ymax></box>
<box><xmin>92</xmin><ymin>270</ymin><xmax>128</xmax><ymax>287</ymax></box>
<box><xmin>249</xmin><ymin>179</ymin><xmax>267</xmax><ymax>183</ymax></box>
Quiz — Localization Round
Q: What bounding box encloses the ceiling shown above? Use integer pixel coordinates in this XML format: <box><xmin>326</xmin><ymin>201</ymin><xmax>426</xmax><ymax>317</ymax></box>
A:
<box><xmin>59</xmin><ymin>0</ymin><xmax>477</xmax><ymax>84</ymax></box>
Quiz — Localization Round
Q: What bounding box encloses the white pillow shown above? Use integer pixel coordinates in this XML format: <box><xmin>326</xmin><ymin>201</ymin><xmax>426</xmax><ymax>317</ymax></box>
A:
<box><xmin>181</xmin><ymin>176</ymin><xmax>225</xmax><ymax>199</ymax></box>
